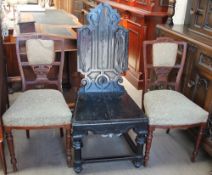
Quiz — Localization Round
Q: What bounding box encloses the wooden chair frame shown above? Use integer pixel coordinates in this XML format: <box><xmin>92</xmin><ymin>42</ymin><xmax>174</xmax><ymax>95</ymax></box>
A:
<box><xmin>4</xmin><ymin>34</ymin><xmax>72</xmax><ymax>172</ymax></box>
<box><xmin>142</xmin><ymin>37</ymin><xmax>207</xmax><ymax>166</ymax></box>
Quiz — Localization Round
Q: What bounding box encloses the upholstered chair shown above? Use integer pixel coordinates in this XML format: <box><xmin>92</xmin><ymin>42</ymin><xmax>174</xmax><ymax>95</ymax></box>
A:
<box><xmin>2</xmin><ymin>34</ymin><xmax>72</xmax><ymax>172</ymax></box>
<box><xmin>143</xmin><ymin>37</ymin><xmax>209</xmax><ymax>166</ymax></box>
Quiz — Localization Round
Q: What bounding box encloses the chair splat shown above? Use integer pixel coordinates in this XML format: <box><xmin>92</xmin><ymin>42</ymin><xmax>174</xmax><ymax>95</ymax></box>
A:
<box><xmin>77</xmin><ymin>3</ymin><xmax>128</xmax><ymax>93</ymax></box>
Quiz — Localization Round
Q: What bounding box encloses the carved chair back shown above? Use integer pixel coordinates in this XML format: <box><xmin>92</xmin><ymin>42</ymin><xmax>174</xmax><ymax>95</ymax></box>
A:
<box><xmin>143</xmin><ymin>37</ymin><xmax>187</xmax><ymax>93</ymax></box>
<box><xmin>16</xmin><ymin>34</ymin><xmax>65</xmax><ymax>91</ymax></box>
<box><xmin>77</xmin><ymin>3</ymin><xmax>128</xmax><ymax>93</ymax></box>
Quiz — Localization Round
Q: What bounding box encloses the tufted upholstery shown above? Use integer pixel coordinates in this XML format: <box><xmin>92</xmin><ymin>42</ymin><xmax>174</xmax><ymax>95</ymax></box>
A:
<box><xmin>153</xmin><ymin>43</ymin><xmax>178</xmax><ymax>67</ymax></box>
<box><xmin>144</xmin><ymin>90</ymin><xmax>208</xmax><ymax>126</ymax></box>
<box><xmin>3</xmin><ymin>89</ymin><xmax>72</xmax><ymax>127</ymax></box>
<box><xmin>26</xmin><ymin>39</ymin><xmax>54</xmax><ymax>65</ymax></box>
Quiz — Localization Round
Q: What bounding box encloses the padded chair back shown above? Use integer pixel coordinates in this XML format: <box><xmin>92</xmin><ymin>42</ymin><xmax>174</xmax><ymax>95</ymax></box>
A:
<box><xmin>16</xmin><ymin>34</ymin><xmax>65</xmax><ymax>91</ymax></box>
<box><xmin>77</xmin><ymin>3</ymin><xmax>128</xmax><ymax>93</ymax></box>
<box><xmin>143</xmin><ymin>37</ymin><xmax>187</xmax><ymax>92</ymax></box>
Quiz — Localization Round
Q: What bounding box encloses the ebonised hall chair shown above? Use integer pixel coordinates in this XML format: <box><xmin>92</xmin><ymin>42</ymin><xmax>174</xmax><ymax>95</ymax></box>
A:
<box><xmin>2</xmin><ymin>34</ymin><xmax>72</xmax><ymax>172</ymax></box>
<box><xmin>142</xmin><ymin>37</ymin><xmax>209</xmax><ymax>166</ymax></box>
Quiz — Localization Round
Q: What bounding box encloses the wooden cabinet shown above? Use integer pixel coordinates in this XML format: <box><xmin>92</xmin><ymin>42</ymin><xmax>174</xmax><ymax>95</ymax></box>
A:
<box><xmin>75</xmin><ymin>0</ymin><xmax>170</xmax><ymax>89</ymax></box>
<box><xmin>190</xmin><ymin>0</ymin><xmax>212</xmax><ymax>37</ymax></box>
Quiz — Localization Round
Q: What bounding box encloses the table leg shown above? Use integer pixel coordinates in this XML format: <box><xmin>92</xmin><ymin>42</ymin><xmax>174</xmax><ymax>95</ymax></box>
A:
<box><xmin>73</xmin><ymin>136</ymin><xmax>83</xmax><ymax>173</ymax></box>
<box><xmin>133</xmin><ymin>131</ymin><xmax>146</xmax><ymax>168</ymax></box>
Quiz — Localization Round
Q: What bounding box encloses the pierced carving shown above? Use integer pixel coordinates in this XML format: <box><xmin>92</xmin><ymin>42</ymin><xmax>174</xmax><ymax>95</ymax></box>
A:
<box><xmin>191</xmin><ymin>73</ymin><xmax>209</xmax><ymax>101</ymax></box>
<box><xmin>199</xmin><ymin>54</ymin><xmax>212</xmax><ymax>71</ymax></box>
<box><xmin>153</xmin><ymin>67</ymin><xmax>172</xmax><ymax>88</ymax></box>
<box><xmin>78</xmin><ymin>3</ymin><xmax>128</xmax><ymax>93</ymax></box>
<box><xmin>32</xmin><ymin>65</ymin><xmax>52</xmax><ymax>81</ymax></box>
<box><xmin>147</xmin><ymin>67</ymin><xmax>173</xmax><ymax>90</ymax></box>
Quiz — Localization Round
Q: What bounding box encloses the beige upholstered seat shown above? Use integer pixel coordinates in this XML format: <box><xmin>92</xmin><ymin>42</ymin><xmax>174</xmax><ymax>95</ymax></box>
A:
<box><xmin>144</xmin><ymin>90</ymin><xmax>208</xmax><ymax>126</ymax></box>
<box><xmin>3</xmin><ymin>89</ymin><xmax>72</xmax><ymax>127</ymax></box>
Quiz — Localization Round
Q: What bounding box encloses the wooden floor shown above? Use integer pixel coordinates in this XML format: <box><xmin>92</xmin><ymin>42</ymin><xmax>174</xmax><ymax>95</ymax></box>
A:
<box><xmin>1</xmin><ymin>77</ymin><xmax>211</xmax><ymax>175</ymax></box>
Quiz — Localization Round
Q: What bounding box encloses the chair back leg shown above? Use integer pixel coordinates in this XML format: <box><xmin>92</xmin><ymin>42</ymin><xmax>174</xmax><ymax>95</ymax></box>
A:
<box><xmin>191</xmin><ymin>123</ymin><xmax>206</xmax><ymax>162</ymax></box>
<box><xmin>26</xmin><ymin>130</ymin><xmax>30</xmax><ymax>139</ymax></box>
<box><xmin>60</xmin><ymin>128</ymin><xmax>64</xmax><ymax>138</ymax></box>
<box><xmin>5</xmin><ymin>129</ymin><xmax>17</xmax><ymax>172</ymax></box>
<box><xmin>0</xmin><ymin>141</ymin><xmax>7</xmax><ymax>175</ymax></box>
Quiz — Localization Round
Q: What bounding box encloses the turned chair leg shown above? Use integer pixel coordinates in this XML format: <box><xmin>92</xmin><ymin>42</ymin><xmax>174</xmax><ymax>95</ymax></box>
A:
<box><xmin>26</xmin><ymin>130</ymin><xmax>30</xmax><ymax>139</ymax></box>
<box><xmin>166</xmin><ymin>129</ymin><xmax>170</xmax><ymax>134</ymax></box>
<box><xmin>66</xmin><ymin>128</ymin><xmax>72</xmax><ymax>167</ymax></box>
<box><xmin>6</xmin><ymin>129</ymin><xmax>17</xmax><ymax>172</ymax></box>
<box><xmin>0</xmin><ymin>141</ymin><xmax>7</xmax><ymax>175</ymax></box>
<box><xmin>60</xmin><ymin>128</ymin><xmax>64</xmax><ymax>138</ymax></box>
<box><xmin>144</xmin><ymin>126</ymin><xmax>154</xmax><ymax>166</ymax></box>
<box><xmin>191</xmin><ymin>123</ymin><xmax>205</xmax><ymax>162</ymax></box>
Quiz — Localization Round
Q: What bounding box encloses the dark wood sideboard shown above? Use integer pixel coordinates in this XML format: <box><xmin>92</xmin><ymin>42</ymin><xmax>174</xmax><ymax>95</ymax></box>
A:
<box><xmin>70</xmin><ymin>0</ymin><xmax>173</xmax><ymax>89</ymax></box>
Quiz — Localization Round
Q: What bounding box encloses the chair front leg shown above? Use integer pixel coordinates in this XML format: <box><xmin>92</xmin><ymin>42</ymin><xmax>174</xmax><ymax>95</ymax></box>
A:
<box><xmin>65</xmin><ymin>128</ymin><xmax>72</xmax><ymax>167</ymax></box>
<box><xmin>0</xmin><ymin>141</ymin><xmax>7</xmax><ymax>175</ymax></box>
<box><xmin>166</xmin><ymin>129</ymin><xmax>170</xmax><ymax>134</ymax></box>
<box><xmin>60</xmin><ymin>128</ymin><xmax>64</xmax><ymax>138</ymax></box>
<box><xmin>5</xmin><ymin>128</ymin><xmax>17</xmax><ymax>172</ymax></box>
<box><xmin>144</xmin><ymin>126</ymin><xmax>154</xmax><ymax>167</ymax></box>
<box><xmin>26</xmin><ymin>130</ymin><xmax>30</xmax><ymax>139</ymax></box>
<box><xmin>191</xmin><ymin>123</ymin><xmax>206</xmax><ymax>162</ymax></box>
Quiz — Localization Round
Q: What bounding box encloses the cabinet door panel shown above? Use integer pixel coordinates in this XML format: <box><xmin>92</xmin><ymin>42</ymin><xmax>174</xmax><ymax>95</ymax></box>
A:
<box><xmin>127</xmin><ymin>20</ymin><xmax>145</xmax><ymax>72</ymax></box>
<box><xmin>128</xmin><ymin>25</ymin><xmax>141</xmax><ymax>71</ymax></box>
<box><xmin>205</xmin><ymin>0</ymin><xmax>212</xmax><ymax>29</ymax></box>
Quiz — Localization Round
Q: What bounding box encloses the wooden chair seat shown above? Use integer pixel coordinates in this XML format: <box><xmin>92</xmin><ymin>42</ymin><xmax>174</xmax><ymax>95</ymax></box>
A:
<box><xmin>144</xmin><ymin>89</ymin><xmax>208</xmax><ymax>126</ymax></box>
<box><xmin>3</xmin><ymin>89</ymin><xmax>72</xmax><ymax>127</ymax></box>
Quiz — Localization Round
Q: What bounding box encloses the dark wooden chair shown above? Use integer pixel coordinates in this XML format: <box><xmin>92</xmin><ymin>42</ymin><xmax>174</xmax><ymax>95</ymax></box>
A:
<box><xmin>2</xmin><ymin>34</ymin><xmax>72</xmax><ymax>172</ymax></box>
<box><xmin>72</xmin><ymin>3</ymin><xmax>148</xmax><ymax>173</ymax></box>
<box><xmin>142</xmin><ymin>37</ymin><xmax>209</xmax><ymax>166</ymax></box>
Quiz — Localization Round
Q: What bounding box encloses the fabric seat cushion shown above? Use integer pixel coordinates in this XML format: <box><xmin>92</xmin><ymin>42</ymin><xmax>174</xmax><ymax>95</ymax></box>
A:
<box><xmin>144</xmin><ymin>90</ymin><xmax>208</xmax><ymax>126</ymax></box>
<box><xmin>3</xmin><ymin>89</ymin><xmax>72</xmax><ymax>127</ymax></box>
